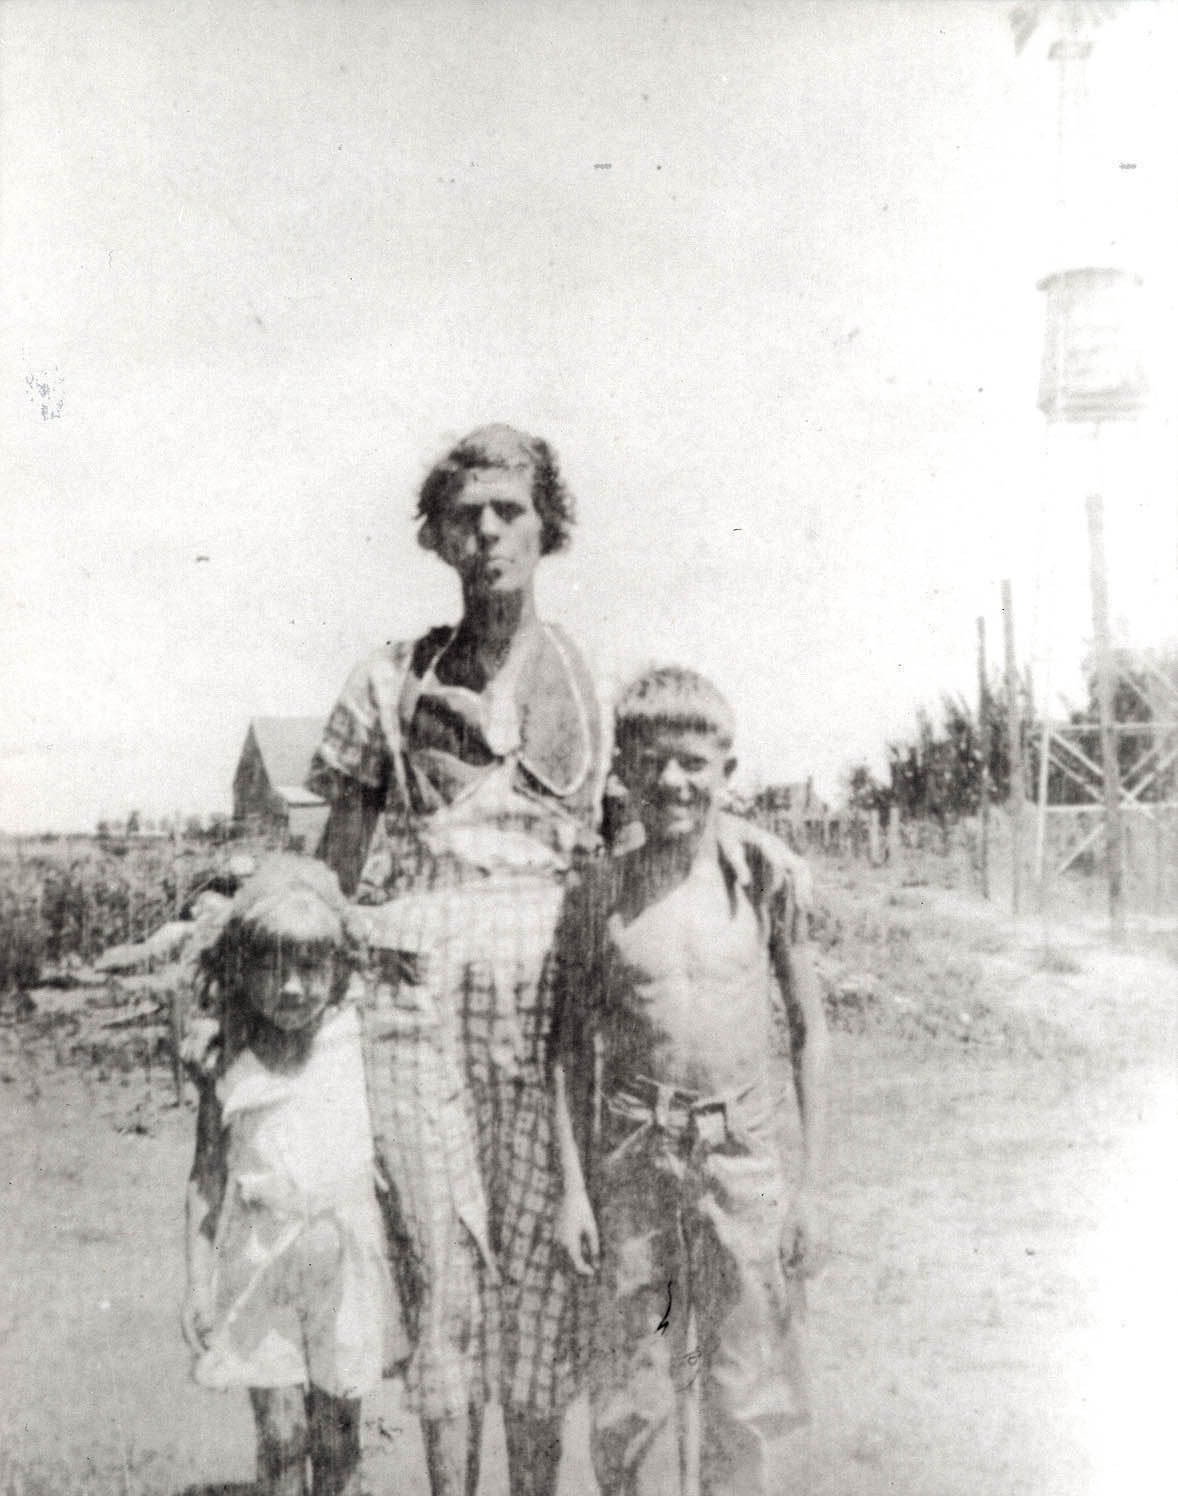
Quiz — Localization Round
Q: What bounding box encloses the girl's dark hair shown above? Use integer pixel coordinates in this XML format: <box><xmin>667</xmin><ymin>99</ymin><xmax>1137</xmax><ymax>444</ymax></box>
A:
<box><xmin>415</xmin><ymin>423</ymin><xmax>575</xmax><ymax>556</ymax></box>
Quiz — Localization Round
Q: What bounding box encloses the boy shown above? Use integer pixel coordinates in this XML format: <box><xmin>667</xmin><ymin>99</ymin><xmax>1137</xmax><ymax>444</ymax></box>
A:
<box><xmin>551</xmin><ymin>667</ymin><xmax>830</xmax><ymax>1496</ymax></box>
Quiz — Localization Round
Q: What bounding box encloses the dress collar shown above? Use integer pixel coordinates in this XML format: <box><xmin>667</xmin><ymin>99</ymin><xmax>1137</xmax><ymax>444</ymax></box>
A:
<box><xmin>408</xmin><ymin>622</ymin><xmax>594</xmax><ymax>799</ymax></box>
<box><xmin>515</xmin><ymin>624</ymin><xmax>594</xmax><ymax>797</ymax></box>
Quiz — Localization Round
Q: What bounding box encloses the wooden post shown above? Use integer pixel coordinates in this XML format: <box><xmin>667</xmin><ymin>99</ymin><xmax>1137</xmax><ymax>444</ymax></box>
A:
<box><xmin>1085</xmin><ymin>492</ymin><xmax>1125</xmax><ymax>936</ymax></box>
<box><xmin>1002</xmin><ymin>580</ymin><xmax>1026</xmax><ymax>915</ymax></box>
<box><xmin>867</xmin><ymin>814</ymin><xmax>881</xmax><ymax>866</ymax></box>
<box><xmin>1145</xmin><ymin>671</ymin><xmax>1178</xmax><ymax>915</ymax></box>
<box><xmin>1034</xmin><ymin>716</ymin><xmax>1052</xmax><ymax>904</ymax></box>
<box><xmin>79</xmin><ymin>856</ymin><xmax>89</xmax><ymax>962</ymax></box>
<box><xmin>976</xmin><ymin>616</ymin><xmax>990</xmax><ymax>899</ymax></box>
<box><xmin>1153</xmin><ymin>805</ymin><xmax>1163</xmax><ymax>916</ymax></box>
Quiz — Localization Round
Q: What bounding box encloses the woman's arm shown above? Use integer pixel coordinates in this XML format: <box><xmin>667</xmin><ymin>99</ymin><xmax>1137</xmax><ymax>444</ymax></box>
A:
<box><xmin>307</xmin><ymin>648</ymin><xmax>413</xmax><ymax>895</ymax></box>
<box><xmin>316</xmin><ymin>777</ymin><xmax>385</xmax><ymax>896</ymax></box>
<box><xmin>547</xmin><ymin>869</ymin><xmax>604</xmax><ymax>1276</ymax></box>
<box><xmin>551</xmin><ymin>1058</ymin><xmax>599</xmax><ymax>1276</ymax></box>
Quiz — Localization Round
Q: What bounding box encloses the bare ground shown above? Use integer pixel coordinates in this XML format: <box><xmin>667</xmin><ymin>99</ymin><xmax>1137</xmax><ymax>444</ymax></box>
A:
<box><xmin>1</xmin><ymin>868</ymin><xmax>1175</xmax><ymax>1496</ymax></box>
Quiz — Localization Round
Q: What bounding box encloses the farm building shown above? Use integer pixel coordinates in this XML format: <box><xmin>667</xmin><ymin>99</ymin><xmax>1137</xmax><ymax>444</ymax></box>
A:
<box><xmin>232</xmin><ymin>717</ymin><xmax>329</xmax><ymax>851</ymax></box>
<box><xmin>754</xmin><ymin>777</ymin><xmax>834</xmax><ymax>848</ymax></box>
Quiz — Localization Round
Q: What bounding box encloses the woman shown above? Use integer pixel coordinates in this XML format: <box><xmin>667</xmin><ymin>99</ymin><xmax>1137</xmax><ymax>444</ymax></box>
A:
<box><xmin>307</xmin><ymin>425</ymin><xmax>603</xmax><ymax>1496</ymax></box>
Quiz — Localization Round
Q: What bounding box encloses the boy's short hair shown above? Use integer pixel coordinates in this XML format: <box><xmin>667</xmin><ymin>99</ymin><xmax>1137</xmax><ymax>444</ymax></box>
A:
<box><xmin>204</xmin><ymin>855</ymin><xmax>363</xmax><ymax>1014</ymax></box>
<box><xmin>415</xmin><ymin>423</ymin><xmax>576</xmax><ymax>557</ymax></box>
<box><xmin>614</xmin><ymin>666</ymin><xmax>736</xmax><ymax>752</ymax></box>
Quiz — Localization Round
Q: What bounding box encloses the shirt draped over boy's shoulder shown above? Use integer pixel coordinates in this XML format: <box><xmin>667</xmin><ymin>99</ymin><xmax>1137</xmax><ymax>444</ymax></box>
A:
<box><xmin>715</xmin><ymin>811</ymin><xmax>814</xmax><ymax>946</ymax></box>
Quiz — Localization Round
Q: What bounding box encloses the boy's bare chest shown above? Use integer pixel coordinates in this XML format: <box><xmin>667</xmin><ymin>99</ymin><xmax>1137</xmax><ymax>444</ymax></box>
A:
<box><xmin>606</xmin><ymin>869</ymin><xmax>766</xmax><ymax>996</ymax></box>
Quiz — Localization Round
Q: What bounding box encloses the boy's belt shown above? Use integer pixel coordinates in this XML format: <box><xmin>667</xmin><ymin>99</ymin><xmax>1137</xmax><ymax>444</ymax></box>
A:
<box><xmin>606</xmin><ymin>1073</ymin><xmax>761</xmax><ymax>1144</ymax></box>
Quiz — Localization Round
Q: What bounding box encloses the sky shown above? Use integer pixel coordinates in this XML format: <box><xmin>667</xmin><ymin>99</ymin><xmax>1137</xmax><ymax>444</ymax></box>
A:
<box><xmin>2</xmin><ymin>0</ymin><xmax>1175</xmax><ymax>833</ymax></box>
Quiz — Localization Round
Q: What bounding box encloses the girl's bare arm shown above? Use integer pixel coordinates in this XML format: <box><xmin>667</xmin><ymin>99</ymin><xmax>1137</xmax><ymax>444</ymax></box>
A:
<box><xmin>183</xmin><ymin>1078</ymin><xmax>226</xmax><ymax>1348</ymax></box>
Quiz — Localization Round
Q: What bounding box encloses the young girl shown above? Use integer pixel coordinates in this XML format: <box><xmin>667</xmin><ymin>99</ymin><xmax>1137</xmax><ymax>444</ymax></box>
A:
<box><xmin>182</xmin><ymin>856</ymin><xmax>402</xmax><ymax>1496</ymax></box>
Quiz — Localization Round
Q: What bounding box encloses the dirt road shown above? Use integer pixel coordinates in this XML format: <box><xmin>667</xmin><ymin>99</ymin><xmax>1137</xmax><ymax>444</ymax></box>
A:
<box><xmin>1</xmin><ymin>884</ymin><xmax>1174</xmax><ymax>1495</ymax></box>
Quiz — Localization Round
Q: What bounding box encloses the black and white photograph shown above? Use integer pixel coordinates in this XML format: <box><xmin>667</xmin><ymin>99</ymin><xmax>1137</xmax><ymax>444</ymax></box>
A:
<box><xmin>1</xmin><ymin>3</ymin><xmax>1175</xmax><ymax>1494</ymax></box>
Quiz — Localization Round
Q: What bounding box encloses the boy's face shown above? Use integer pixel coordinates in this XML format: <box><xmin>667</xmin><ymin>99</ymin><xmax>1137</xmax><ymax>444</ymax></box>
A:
<box><xmin>247</xmin><ymin>949</ymin><xmax>334</xmax><ymax>1033</ymax></box>
<box><xmin>616</xmin><ymin>726</ymin><xmax>734</xmax><ymax>848</ymax></box>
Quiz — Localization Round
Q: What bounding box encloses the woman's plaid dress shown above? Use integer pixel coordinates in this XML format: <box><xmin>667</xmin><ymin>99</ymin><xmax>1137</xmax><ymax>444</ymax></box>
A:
<box><xmin>307</xmin><ymin>625</ymin><xmax>602</xmax><ymax>1420</ymax></box>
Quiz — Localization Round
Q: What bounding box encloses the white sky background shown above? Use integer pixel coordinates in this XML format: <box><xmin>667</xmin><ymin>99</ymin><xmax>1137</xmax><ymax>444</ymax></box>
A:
<box><xmin>1</xmin><ymin>0</ymin><xmax>1175</xmax><ymax>832</ymax></box>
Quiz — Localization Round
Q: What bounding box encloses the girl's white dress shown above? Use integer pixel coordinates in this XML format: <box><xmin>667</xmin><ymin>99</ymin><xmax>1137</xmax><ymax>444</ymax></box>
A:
<box><xmin>194</xmin><ymin>1003</ymin><xmax>399</xmax><ymax>1398</ymax></box>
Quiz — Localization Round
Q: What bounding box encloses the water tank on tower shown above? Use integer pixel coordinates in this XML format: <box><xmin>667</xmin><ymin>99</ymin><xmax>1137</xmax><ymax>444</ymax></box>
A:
<box><xmin>1037</xmin><ymin>266</ymin><xmax>1147</xmax><ymax>424</ymax></box>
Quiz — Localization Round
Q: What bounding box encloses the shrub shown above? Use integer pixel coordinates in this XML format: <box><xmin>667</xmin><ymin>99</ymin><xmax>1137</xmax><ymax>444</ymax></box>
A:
<box><xmin>0</xmin><ymin>903</ymin><xmax>44</xmax><ymax>992</ymax></box>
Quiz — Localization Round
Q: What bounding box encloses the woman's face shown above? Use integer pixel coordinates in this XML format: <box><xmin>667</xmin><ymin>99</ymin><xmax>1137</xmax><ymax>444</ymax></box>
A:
<box><xmin>435</xmin><ymin>466</ymin><xmax>544</xmax><ymax>597</ymax></box>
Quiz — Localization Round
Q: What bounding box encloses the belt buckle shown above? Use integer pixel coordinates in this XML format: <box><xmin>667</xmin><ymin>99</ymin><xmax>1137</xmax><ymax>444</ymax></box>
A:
<box><xmin>690</xmin><ymin>1100</ymin><xmax>727</xmax><ymax>1147</ymax></box>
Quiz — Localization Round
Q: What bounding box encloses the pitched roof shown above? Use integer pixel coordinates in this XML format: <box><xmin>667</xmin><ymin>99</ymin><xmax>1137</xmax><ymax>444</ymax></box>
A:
<box><xmin>248</xmin><ymin>717</ymin><xmax>327</xmax><ymax>800</ymax></box>
<box><xmin>758</xmin><ymin>780</ymin><xmax>830</xmax><ymax>818</ymax></box>
<box><xmin>785</xmin><ymin>780</ymin><xmax>828</xmax><ymax>814</ymax></box>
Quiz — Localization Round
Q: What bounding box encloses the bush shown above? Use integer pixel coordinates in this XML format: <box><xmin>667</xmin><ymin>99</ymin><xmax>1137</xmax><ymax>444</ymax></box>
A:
<box><xmin>0</xmin><ymin>903</ymin><xmax>44</xmax><ymax>992</ymax></box>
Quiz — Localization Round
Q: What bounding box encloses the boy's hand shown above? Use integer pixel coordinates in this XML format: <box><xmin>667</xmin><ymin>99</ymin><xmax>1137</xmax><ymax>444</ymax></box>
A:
<box><xmin>781</xmin><ymin>1188</ymin><xmax>828</xmax><ymax>1281</ymax></box>
<box><xmin>181</xmin><ymin>1282</ymin><xmax>214</xmax><ymax>1352</ymax></box>
<box><xmin>555</xmin><ymin>1186</ymin><xmax>600</xmax><ymax>1277</ymax></box>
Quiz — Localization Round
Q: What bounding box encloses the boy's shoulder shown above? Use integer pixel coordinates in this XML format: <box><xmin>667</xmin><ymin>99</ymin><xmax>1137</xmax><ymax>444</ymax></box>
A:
<box><xmin>716</xmin><ymin>812</ymin><xmax>814</xmax><ymax>917</ymax></box>
<box><xmin>561</xmin><ymin>816</ymin><xmax>814</xmax><ymax>917</ymax></box>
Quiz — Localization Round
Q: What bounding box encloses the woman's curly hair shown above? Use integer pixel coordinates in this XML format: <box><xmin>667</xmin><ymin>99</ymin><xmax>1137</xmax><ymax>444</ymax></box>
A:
<box><xmin>415</xmin><ymin>423</ymin><xmax>576</xmax><ymax>557</ymax></box>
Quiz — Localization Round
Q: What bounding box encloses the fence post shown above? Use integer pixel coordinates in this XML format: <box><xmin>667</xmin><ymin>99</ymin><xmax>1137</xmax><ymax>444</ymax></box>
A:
<box><xmin>1086</xmin><ymin>494</ymin><xmax>1125</xmax><ymax>937</ymax></box>
<box><xmin>977</xmin><ymin>614</ymin><xmax>990</xmax><ymax>899</ymax></box>
<box><xmin>1002</xmin><ymin>580</ymin><xmax>1025</xmax><ymax>915</ymax></box>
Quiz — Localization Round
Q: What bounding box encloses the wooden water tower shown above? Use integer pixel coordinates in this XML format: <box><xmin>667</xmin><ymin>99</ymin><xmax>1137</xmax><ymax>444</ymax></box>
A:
<box><xmin>1036</xmin><ymin>266</ymin><xmax>1147</xmax><ymax>424</ymax></box>
<box><xmin>1015</xmin><ymin>2</ymin><xmax>1167</xmax><ymax>934</ymax></box>
<box><xmin>1034</xmin><ymin>263</ymin><xmax>1149</xmax><ymax>933</ymax></box>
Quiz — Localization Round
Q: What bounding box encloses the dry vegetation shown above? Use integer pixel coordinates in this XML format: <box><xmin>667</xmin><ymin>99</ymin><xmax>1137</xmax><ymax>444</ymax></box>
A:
<box><xmin>0</xmin><ymin>838</ymin><xmax>224</xmax><ymax>991</ymax></box>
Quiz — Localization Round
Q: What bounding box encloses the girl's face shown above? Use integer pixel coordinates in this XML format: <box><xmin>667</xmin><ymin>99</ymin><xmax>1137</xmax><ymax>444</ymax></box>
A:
<box><xmin>247</xmin><ymin>947</ymin><xmax>334</xmax><ymax>1033</ymax></box>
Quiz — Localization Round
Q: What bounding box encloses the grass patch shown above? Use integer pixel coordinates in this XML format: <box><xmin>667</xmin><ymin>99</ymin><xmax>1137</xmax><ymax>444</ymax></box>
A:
<box><xmin>0</xmin><ymin>1445</ymin><xmax>177</xmax><ymax>1496</ymax></box>
<box><xmin>811</xmin><ymin>875</ymin><xmax>1076</xmax><ymax>1055</ymax></box>
<box><xmin>1032</xmin><ymin>946</ymin><xmax>1084</xmax><ymax>976</ymax></box>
